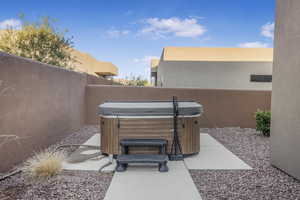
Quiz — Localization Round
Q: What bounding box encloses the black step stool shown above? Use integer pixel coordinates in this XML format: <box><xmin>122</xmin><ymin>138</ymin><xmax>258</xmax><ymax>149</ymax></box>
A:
<box><xmin>116</xmin><ymin>139</ymin><xmax>169</xmax><ymax>172</ymax></box>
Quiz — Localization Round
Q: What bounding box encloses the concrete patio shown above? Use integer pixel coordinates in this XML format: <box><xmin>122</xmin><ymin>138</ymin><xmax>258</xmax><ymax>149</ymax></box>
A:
<box><xmin>60</xmin><ymin>128</ymin><xmax>251</xmax><ymax>200</ymax></box>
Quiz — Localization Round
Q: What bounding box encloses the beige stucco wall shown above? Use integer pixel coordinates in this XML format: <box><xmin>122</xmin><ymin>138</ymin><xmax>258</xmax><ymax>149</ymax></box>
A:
<box><xmin>271</xmin><ymin>0</ymin><xmax>300</xmax><ymax>180</ymax></box>
<box><xmin>86</xmin><ymin>85</ymin><xmax>271</xmax><ymax>128</ymax></box>
<box><xmin>0</xmin><ymin>52</ymin><xmax>89</xmax><ymax>172</ymax></box>
<box><xmin>157</xmin><ymin>61</ymin><xmax>272</xmax><ymax>90</ymax></box>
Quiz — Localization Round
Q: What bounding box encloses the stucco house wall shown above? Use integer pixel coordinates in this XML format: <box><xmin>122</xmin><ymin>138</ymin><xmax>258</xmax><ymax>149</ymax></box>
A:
<box><xmin>157</xmin><ymin>61</ymin><xmax>273</xmax><ymax>90</ymax></box>
<box><xmin>271</xmin><ymin>0</ymin><xmax>300</xmax><ymax>180</ymax></box>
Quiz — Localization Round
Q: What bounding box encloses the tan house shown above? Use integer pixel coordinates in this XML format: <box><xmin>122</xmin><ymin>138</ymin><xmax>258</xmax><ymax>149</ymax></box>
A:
<box><xmin>152</xmin><ymin>47</ymin><xmax>273</xmax><ymax>90</ymax></box>
<box><xmin>71</xmin><ymin>49</ymin><xmax>118</xmax><ymax>78</ymax></box>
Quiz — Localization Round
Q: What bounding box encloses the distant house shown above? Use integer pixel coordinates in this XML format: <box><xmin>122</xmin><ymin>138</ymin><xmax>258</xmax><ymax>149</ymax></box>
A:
<box><xmin>71</xmin><ymin>49</ymin><xmax>118</xmax><ymax>79</ymax></box>
<box><xmin>151</xmin><ymin>47</ymin><xmax>273</xmax><ymax>90</ymax></box>
<box><xmin>150</xmin><ymin>59</ymin><xmax>159</xmax><ymax>86</ymax></box>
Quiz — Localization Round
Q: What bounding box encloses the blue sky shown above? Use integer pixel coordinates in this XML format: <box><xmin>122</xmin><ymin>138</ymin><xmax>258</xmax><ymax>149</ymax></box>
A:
<box><xmin>0</xmin><ymin>0</ymin><xmax>275</xmax><ymax>79</ymax></box>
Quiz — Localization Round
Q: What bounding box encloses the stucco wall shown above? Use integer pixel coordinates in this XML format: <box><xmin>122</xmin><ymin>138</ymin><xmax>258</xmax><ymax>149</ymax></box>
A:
<box><xmin>0</xmin><ymin>52</ymin><xmax>88</xmax><ymax>172</ymax></box>
<box><xmin>271</xmin><ymin>0</ymin><xmax>300</xmax><ymax>179</ymax></box>
<box><xmin>86</xmin><ymin>85</ymin><xmax>271</xmax><ymax>128</ymax></box>
<box><xmin>157</xmin><ymin>61</ymin><xmax>272</xmax><ymax>90</ymax></box>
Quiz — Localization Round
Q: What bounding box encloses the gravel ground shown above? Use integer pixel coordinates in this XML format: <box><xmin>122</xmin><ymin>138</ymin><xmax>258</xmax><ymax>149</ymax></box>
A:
<box><xmin>0</xmin><ymin>126</ymin><xmax>113</xmax><ymax>200</ymax></box>
<box><xmin>190</xmin><ymin>127</ymin><xmax>300</xmax><ymax>200</ymax></box>
<box><xmin>2</xmin><ymin>126</ymin><xmax>300</xmax><ymax>200</ymax></box>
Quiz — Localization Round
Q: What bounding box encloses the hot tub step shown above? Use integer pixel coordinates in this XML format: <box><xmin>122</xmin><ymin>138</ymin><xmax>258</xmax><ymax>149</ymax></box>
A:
<box><xmin>120</xmin><ymin>139</ymin><xmax>167</xmax><ymax>147</ymax></box>
<box><xmin>116</xmin><ymin>154</ymin><xmax>168</xmax><ymax>172</ymax></box>
<box><xmin>117</xmin><ymin>154</ymin><xmax>168</xmax><ymax>163</ymax></box>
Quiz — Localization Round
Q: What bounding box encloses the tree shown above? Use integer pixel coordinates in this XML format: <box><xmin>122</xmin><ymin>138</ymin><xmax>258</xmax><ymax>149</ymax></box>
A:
<box><xmin>126</xmin><ymin>75</ymin><xmax>149</xmax><ymax>86</ymax></box>
<box><xmin>114</xmin><ymin>75</ymin><xmax>149</xmax><ymax>86</ymax></box>
<box><xmin>0</xmin><ymin>16</ymin><xmax>74</xmax><ymax>69</ymax></box>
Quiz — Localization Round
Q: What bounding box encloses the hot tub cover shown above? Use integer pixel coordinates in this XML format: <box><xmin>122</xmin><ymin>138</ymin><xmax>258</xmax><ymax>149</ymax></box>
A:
<box><xmin>98</xmin><ymin>101</ymin><xmax>203</xmax><ymax>116</ymax></box>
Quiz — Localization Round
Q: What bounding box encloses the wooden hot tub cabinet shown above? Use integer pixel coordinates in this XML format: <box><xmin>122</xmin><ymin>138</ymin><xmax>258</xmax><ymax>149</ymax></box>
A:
<box><xmin>100</xmin><ymin>115</ymin><xmax>200</xmax><ymax>155</ymax></box>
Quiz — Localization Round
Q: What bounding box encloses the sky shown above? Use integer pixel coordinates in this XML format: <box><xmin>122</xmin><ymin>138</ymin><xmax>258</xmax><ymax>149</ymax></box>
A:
<box><xmin>0</xmin><ymin>0</ymin><xmax>276</xmax><ymax>79</ymax></box>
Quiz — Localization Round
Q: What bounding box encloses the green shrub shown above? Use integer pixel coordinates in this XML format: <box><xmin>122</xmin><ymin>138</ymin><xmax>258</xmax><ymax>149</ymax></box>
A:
<box><xmin>255</xmin><ymin>110</ymin><xmax>271</xmax><ymax>137</ymax></box>
<box><xmin>0</xmin><ymin>16</ymin><xmax>74</xmax><ymax>69</ymax></box>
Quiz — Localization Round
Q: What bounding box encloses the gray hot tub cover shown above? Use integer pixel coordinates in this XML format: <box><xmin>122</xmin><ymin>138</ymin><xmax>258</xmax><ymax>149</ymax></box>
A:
<box><xmin>98</xmin><ymin>101</ymin><xmax>203</xmax><ymax>116</ymax></box>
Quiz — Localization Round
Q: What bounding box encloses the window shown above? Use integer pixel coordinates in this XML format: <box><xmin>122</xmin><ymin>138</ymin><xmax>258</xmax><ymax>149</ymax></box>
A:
<box><xmin>250</xmin><ymin>75</ymin><xmax>272</xmax><ymax>82</ymax></box>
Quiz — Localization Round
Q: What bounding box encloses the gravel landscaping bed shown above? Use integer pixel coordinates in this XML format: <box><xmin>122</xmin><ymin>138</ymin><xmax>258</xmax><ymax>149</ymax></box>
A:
<box><xmin>2</xmin><ymin>126</ymin><xmax>300</xmax><ymax>200</ymax></box>
<box><xmin>190</xmin><ymin>127</ymin><xmax>300</xmax><ymax>200</ymax></box>
<box><xmin>0</xmin><ymin>126</ymin><xmax>113</xmax><ymax>200</ymax></box>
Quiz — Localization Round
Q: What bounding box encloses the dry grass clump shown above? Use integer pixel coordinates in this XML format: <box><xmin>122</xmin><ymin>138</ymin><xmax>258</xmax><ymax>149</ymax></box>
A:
<box><xmin>23</xmin><ymin>149</ymin><xmax>66</xmax><ymax>179</ymax></box>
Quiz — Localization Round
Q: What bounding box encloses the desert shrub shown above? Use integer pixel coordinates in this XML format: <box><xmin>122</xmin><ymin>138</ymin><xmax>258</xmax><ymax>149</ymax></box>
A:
<box><xmin>117</xmin><ymin>75</ymin><xmax>149</xmax><ymax>86</ymax></box>
<box><xmin>23</xmin><ymin>149</ymin><xmax>66</xmax><ymax>179</ymax></box>
<box><xmin>255</xmin><ymin>110</ymin><xmax>271</xmax><ymax>137</ymax></box>
<box><xmin>128</xmin><ymin>76</ymin><xmax>149</xmax><ymax>86</ymax></box>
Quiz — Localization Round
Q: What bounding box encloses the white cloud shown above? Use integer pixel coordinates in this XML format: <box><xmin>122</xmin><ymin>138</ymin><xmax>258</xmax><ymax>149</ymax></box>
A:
<box><xmin>0</xmin><ymin>18</ymin><xmax>21</xmax><ymax>29</ymax></box>
<box><xmin>106</xmin><ymin>29</ymin><xmax>130</xmax><ymax>38</ymax></box>
<box><xmin>133</xmin><ymin>55</ymin><xmax>159</xmax><ymax>65</ymax></box>
<box><xmin>238</xmin><ymin>22</ymin><xmax>274</xmax><ymax>48</ymax></box>
<box><xmin>140</xmin><ymin>17</ymin><xmax>206</xmax><ymax>38</ymax></box>
<box><xmin>261</xmin><ymin>22</ymin><xmax>274</xmax><ymax>39</ymax></box>
<box><xmin>238</xmin><ymin>42</ymin><xmax>269</xmax><ymax>48</ymax></box>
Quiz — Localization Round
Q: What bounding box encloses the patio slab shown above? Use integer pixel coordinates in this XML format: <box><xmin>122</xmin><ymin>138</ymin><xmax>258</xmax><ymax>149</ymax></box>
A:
<box><xmin>200</xmin><ymin>133</ymin><xmax>224</xmax><ymax>147</ymax></box>
<box><xmin>184</xmin><ymin>133</ymin><xmax>252</xmax><ymax>170</ymax></box>
<box><xmin>62</xmin><ymin>133</ymin><xmax>252</xmax><ymax>171</ymax></box>
<box><xmin>83</xmin><ymin>133</ymin><xmax>101</xmax><ymax>146</ymax></box>
<box><xmin>104</xmin><ymin>161</ymin><xmax>202</xmax><ymax>200</ymax></box>
<box><xmin>62</xmin><ymin>134</ymin><xmax>116</xmax><ymax>172</ymax></box>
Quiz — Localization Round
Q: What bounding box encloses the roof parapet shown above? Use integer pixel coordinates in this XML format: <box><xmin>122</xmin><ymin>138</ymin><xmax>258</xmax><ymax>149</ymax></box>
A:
<box><xmin>162</xmin><ymin>46</ymin><xmax>273</xmax><ymax>62</ymax></box>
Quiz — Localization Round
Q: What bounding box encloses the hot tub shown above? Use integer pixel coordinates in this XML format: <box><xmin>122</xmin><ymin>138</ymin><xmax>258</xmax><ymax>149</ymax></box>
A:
<box><xmin>98</xmin><ymin>101</ymin><xmax>203</xmax><ymax>156</ymax></box>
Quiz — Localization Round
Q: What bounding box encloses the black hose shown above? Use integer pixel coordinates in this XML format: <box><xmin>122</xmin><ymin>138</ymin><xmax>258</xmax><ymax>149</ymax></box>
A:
<box><xmin>0</xmin><ymin>169</ymin><xmax>22</xmax><ymax>181</ymax></box>
<box><xmin>98</xmin><ymin>161</ymin><xmax>113</xmax><ymax>172</ymax></box>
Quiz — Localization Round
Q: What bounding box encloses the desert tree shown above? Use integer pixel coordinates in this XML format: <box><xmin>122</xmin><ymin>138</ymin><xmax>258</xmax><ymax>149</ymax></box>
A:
<box><xmin>125</xmin><ymin>75</ymin><xmax>149</xmax><ymax>86</ymax></box>
<box><xmin>0</xmin><ymin>16</ymin><xmax>74</xmax><ymax>69</ymax></box>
